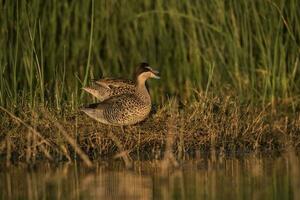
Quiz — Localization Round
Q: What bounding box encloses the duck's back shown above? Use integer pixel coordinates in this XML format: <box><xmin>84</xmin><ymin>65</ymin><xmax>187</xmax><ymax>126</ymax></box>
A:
<box><xmin>83</xmin><ymin>78</ymin><xmax>135</xmax><ymax>102</ymax></box>
<box><xmin>95</xmin><ymin>78</ymin><xmax>134</xmax><ymax>88</ymax></box>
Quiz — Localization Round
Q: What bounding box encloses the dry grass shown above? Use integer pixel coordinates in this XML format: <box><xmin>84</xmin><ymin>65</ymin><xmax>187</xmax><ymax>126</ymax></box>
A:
<box><xmin>0</xmin><ymin>93</ymin><xmax>300</xmax><ymax>166</ymax></box>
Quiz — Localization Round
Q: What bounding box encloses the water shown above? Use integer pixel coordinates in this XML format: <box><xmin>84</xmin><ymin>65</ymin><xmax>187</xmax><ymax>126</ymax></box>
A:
<box><xmin>1</xmin><ymin>154</ymin><xmax>299</xmax><ymax>200</ymax></box>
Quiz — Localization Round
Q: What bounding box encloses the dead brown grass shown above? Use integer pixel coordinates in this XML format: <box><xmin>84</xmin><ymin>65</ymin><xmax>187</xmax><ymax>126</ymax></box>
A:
<box><xmin>0</xmin><ymin>93</ymin><xmax>300</xmax><ymax>166</ymax></box>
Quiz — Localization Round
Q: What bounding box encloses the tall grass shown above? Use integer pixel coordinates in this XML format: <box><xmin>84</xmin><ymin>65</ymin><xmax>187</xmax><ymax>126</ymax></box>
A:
<box><xmin>0</xmin><ymin>0</ymin><xmax>299</xmax><ymax>110</ymax></box>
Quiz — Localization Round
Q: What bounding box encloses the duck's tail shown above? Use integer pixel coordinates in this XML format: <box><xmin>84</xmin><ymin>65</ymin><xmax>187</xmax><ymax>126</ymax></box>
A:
<box><xmin>81</xmin><ymin>106</ymin><xmax>110</xmax><ymax>125</ymax></box>
<box><xmin>82</xmin><ymin>86</ymin><xmax>109</xmax><ymax>102</ymax></box>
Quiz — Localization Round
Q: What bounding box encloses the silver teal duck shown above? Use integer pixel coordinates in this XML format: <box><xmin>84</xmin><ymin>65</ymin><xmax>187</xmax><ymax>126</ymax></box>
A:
<box><xmin>82</xmin><ymin>62</ymin><xmax>160</xmax><ymax>126</ymax></box>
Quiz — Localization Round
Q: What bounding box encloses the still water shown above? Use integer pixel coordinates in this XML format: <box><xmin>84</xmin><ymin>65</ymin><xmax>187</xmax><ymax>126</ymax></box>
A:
<box><xmin>1</xmin><ymin>154</ymin><xmax>299</xmax><ymax>200</ymax></box>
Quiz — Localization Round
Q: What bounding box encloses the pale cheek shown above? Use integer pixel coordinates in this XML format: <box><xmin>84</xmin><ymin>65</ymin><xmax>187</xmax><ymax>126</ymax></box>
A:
<box><xmin>137</xmin><ymin>72</ymin><xmax>152</xmax><ymax>83</ymax></box>
<box><xmin>142</xmin><ymin>72</ymin><xmax>152</xmax><ymax>79</ymax></box>
<box><xmin>146</xmin><ymin>72</ymin><xmax>153</xmax><ymax>78</ymax></box>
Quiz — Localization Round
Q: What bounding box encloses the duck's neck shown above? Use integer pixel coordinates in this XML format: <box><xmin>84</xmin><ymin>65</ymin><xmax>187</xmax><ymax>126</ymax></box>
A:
<box><xmin>135</xmin><ymin>78</ymin><xmax>151</xmax><ymax>103</ymax></box>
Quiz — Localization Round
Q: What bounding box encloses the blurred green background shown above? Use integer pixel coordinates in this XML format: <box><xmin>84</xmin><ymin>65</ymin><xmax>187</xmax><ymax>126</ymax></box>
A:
<box><xmin>0</xmin><ymin>0</ymin><xmax>299</xmax><ymax>110</ymax></box>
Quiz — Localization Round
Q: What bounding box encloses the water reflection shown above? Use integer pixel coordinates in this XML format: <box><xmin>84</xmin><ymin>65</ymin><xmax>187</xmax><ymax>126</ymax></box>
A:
<box><xmin>0</xmin><ymin>154</ymin><xmax>299</xmax><ymax>200</ymax></box>
<box><xmin>80</xmin><ymin>170</ymin><xmax>152</xmax><ymax>200</ymax></box>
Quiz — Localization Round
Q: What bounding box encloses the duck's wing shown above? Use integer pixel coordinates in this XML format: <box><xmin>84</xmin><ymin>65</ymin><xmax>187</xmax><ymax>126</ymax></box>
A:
<box><xmin>81</xmin><ymin>97</ymin><xmax>119</xmax><ymax>125</ymax></box>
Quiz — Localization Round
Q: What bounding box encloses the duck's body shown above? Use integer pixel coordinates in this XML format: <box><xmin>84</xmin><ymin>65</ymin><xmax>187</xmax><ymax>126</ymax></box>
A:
<box><xmin>82</xmin><ymin>63</ymin><xmax>159</xmax><ymax>126</ymax></box>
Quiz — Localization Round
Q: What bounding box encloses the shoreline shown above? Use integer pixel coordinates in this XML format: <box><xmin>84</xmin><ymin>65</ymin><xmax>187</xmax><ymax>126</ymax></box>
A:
<box><xmin>1</xmin><ymin>95</ymin><xmax>299</xmax><ymax>166</ymax></box>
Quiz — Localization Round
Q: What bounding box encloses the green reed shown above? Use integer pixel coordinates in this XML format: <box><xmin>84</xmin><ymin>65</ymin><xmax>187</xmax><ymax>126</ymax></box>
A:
<box><xmin>0</xmin><ymin>0</ymin><xmax>299</xmax><ymax>110</ymax></box>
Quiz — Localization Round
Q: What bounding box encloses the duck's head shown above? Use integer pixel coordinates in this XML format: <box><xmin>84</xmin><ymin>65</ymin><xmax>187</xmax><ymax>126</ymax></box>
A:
<box><xmin>135</xmin><ymin>62</ymin><xmax>160</xmax><ymax>84</ymax></box>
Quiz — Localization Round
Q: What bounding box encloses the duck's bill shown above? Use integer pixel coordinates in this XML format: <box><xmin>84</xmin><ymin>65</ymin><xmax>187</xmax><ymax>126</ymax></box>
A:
<box><xmin>145</xmin><ymin>66</ymin><xmax>160</xmax><ymax>79</ymax></box>
<box><xmin>151</xmin><ymin>69</ymin><xmax>160</xmax><ymax>79</ymax></box>
<box><xmin>153</xmin><ymin>74</ymin><xmax>160</xmax><ymax>79</ymax></box>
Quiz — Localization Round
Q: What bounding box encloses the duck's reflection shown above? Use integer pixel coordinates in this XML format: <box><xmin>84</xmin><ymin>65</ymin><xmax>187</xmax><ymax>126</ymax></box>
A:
<box><xmin>80</xmin><ymin>170</ymin><xmax>152</xmax><ymax>200</ymax></box>
<box><xmin>1</xmin><ymin>155</ymin><xmax>299</xmax><ymax>200</ymax></box>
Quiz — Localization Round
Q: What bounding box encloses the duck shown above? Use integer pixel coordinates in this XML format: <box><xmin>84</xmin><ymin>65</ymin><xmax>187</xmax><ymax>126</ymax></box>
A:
<box><xmin>82</xmin><ymin>62</ymin><xmax>160</xmax><ymax>126</ymax></box>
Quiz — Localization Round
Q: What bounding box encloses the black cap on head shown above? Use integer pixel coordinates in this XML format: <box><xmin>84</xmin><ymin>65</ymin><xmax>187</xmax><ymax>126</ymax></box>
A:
<box><xmin>140</xmin><ymin>62</ymin><xmax>150</xmax><ymax>68</ymax></box>
<box><xmin>134</xmin><ymin>62</ymin><xmax>150</xmax><ymax>77</ymax></box>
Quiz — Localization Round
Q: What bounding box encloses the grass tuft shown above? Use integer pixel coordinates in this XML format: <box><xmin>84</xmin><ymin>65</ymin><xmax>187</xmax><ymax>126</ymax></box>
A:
<box><xmin>1</xmin><ymin>93</ymin><xmax>299</xmax><ymax>164</ymax></box>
